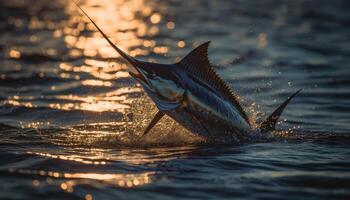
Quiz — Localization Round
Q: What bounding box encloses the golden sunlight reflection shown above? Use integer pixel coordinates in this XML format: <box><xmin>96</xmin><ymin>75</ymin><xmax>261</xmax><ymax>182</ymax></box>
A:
<box><xmin>48</xmin><ymin>95</ymin><xmax>131</xmax><ymax>112</ymax></box>
<box><xmin>8</xmin><ymin>49</ymin><xmax>21</xmax><ymax>59</ymax></box>
<box><xmin>150</xmin><ymin>13</ymin><xmax>162</xmax><ymax>24</ymax></box>
<box><xmin>2</xmin><ymin>0</ymin><xmax>171</xmax><ymax>114</ymax></box>
<box><xmin>2</xmin><ymin>0</ymin><xmax>186</xmax><ymax>150</ymax></box>
<box><xmin>3</xmin><ymin>100</ymin><xmax>33</xmax><ymax>108</ymax></box>
<box><xmin>114</xmin><ymin>146</ymin><xmax>199</xmax><ymax>165</ymax></box>
<box><xmin>166</xmin><ymin>21</ymin><xmax>175</xmax><ymax>29</ymax></box>
<box><xmin>31</xmin><ymin>123</ymin><xmax>200</xmax><ymax>165</ymax></box>
<box><xmin>65</xmin><ymin>0</ymin><xmax>163</xmax><ymax>59</ymax></box>
<box><xmin>27</xmin><ymin>151</ymin><xmax>107</xmax><ymax>165</ymax></box>
<box><xmin>51</xmin><ymin>85</ymin><xmax>140</xmax><ymax>112</ymax></box>
<box><xmin>82</xmin><ymin>79</ymin><xmax>112</xmax><ymax>87</ymax></box>
<box><xmin>23</xmin><ymin>147</ymin><xmax>170</xmax><ymax>190</ymax></box>
<box><xmin>177</xmin><ymin>40</ymin><xmax>186</xmax><ymax>48</ymax></box>
<box><xmin>59</xmin><ymin>62</ymin><xmax>130</xmax><ymax>80</ymax></box>
<box><xmin>11</xmin><ymin>169</ymin><xmax>154</xmax><ymax>189</ymax></box>
<box><xmin>63</xmin><ymin>171</ymin><xmax>154</xmax><ymax>188</ymax></box>
<box><xmin>33</xmin><ymin>0</ymin><xmax>170</xmax><ymax>114</ymax></box>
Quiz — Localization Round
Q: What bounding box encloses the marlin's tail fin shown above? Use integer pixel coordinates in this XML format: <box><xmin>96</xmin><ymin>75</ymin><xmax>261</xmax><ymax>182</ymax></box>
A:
<box><xmin>259</xmin><ymin>89</ymin><xmax>302</xmax><ymax>133</ymax></box>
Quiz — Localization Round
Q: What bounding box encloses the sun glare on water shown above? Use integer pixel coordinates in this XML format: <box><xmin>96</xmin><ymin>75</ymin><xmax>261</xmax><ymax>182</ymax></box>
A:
<box><xmin>3</xmin><ymin>0</ymin><xmax>176</xmax><ymax>115</ymax></box>
<box><xmin>1</xmin><ymin>0</ymin><xmax>182</xmax><ymax>194</ymax></box>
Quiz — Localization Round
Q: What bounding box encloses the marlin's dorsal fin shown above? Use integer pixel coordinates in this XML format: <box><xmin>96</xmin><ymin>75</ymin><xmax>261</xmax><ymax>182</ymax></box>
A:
<box><xmin>143</xmin><ymin>111</ymin><xmax>165</xmax><ymax>135</ymax></box>
<box><xmin>259</xmin><ymin>89</ymin><xmax>302</xmax><ymax>133</ymax></box>
<box><xmin>72</xmin><ymin>0</ymin><xmax>138</xmax><ymax>68</ymax></box>
<box><xmin>179</xmin><ymin>42</ymin><xmax>250</xmax><ymax>125</ymax></box>
<box><xmin>179</xmin><ymin>41</ymin><xmax>212</xmax><ymax>79</ymax></box>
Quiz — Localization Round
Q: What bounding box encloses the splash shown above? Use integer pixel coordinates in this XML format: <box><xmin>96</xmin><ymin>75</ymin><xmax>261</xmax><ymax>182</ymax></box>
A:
<box><xmin>30</xmin><ymin>92</ymin><xmax>306</xmax><ymax>148</ymax></box>
<box><xmin>33</xmin><ymin>95</ymin><xmax>203</xmax><ymax>148</ymax></box>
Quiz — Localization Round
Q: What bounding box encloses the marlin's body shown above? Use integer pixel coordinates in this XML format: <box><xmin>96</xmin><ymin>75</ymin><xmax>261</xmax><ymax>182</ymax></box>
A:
<box><xmin>74</xmin><ymin>2</ymin><xmax>301</xmax><ymax>143</ymax></box>
<box><xmin>166</xmin><ymin>80</ymin><xmax>250</xmax><ymax>142</ymax></box>
<box><xmin>148</xmin><ymin>62</ymin><xmax>250</xmax><ymax>141</ymax></box>
<box><xmin>169</xmin><ymin>71</ymin><xmax>250</xmax><ymax>137</ymax></box>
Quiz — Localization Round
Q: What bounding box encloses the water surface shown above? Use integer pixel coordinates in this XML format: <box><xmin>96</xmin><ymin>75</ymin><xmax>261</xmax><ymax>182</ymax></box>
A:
<box><xmin>0</xmin><ymin>0</ymin><xmax>350</xmax><ymax>199</ymax></box>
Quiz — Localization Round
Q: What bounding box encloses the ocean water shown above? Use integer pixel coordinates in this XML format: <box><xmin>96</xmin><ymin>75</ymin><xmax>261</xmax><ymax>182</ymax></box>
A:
<box><xmin>1</xmin><ymin>0</ymin><xmax>350</xmax><ymax>199</ymax></box>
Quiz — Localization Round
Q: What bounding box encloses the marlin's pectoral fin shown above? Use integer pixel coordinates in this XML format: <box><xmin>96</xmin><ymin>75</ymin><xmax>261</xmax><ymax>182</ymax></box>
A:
<box><xmin>143</xmin><ymin>111</ymin><xmax>165</xmax><ymax>135</ymax></box>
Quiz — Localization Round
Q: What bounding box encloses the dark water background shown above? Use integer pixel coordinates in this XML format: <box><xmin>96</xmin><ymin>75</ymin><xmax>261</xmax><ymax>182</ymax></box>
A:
<box><xmin>1</xmin><ymin>0</ymin><xmax>350</xmax><ymax>199</ymax></box>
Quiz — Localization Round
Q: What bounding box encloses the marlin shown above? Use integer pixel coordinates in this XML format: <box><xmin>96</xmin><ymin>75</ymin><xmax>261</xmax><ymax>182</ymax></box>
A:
<box><xmin>74</xmin><ymin>2</ymin><xmax>301</xmax><ymax>143</ymax></box>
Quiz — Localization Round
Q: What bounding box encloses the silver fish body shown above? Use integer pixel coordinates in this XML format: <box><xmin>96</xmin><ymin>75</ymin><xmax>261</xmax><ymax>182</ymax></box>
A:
<box><xmin>159</xmin><ymin>69</ymin><xmax>251</xmax><ymax>142</ymax></box>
